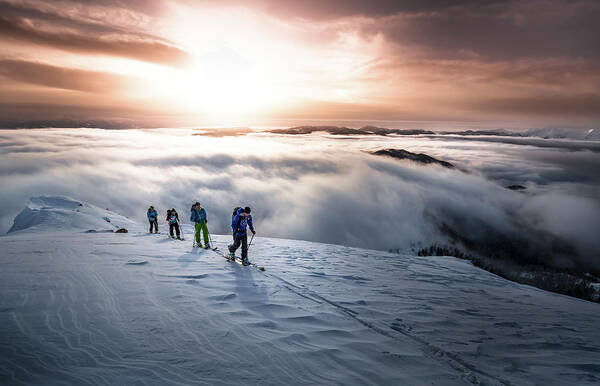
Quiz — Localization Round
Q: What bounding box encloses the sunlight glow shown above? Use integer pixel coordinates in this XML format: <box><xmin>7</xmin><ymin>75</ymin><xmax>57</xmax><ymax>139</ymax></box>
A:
<box><xmin>136</xmin><ymin>4</ymin><xmax>379</xmax><ymax>121</ymax></box>
<box><xmin>32</xmin><ymin>4</ymin><xmax>383</xmax><ymax>123</ymax></box>
<box><xmin>148</xmin><ymin>46</ymin><xmax>278</xmax><ymax>117</ymax></box>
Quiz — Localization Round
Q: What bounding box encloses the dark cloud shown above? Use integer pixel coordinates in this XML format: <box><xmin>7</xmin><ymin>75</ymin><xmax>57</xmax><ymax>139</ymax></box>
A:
<box><xmin>0</xmin><ymin>59</ymin><xmax>142</xmax><ymax>93</ymax></box>
<box><xmin>467</xmin><ymin>94</ymin><xmax>600</xmax><ymax>118</ymax></box>
<box><xmin>378</xmin><ymin>58</ymin><xmax>600</xmax><ymax>95</ymax></box>
<box><xmin>0</xmin><ymin>1</ymin><xmax>151</xmax><ymax>36</ymax></box>
<box><xmin>0</xmin><ymin>15</ymin><xmax>192</xmax><ymax>66</ymax></box>
<box><xmin>202</xmin><ymin>0</ymin><xmax>600</xmax><ymax>61</ymax></box>
<box><xmin>199</xmin><ymin>0</ymin><xmax>503</xmax><ymax>20</ymax></box>
<box><xmin>357</xmin><ymin>0</ymin><xmax>600</xmax><ymax>61</ymax></box>
<box><xmin>0</xmin><ymin>102</ymin><xmax>193</xmax><ymax>127</ymax></box>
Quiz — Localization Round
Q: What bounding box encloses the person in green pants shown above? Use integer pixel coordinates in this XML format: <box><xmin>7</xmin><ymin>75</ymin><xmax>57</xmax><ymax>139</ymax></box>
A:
<box><xmin>190</xmin><ymin>202</ymin><xmax>209</xmax><ymax>248</ymax></box>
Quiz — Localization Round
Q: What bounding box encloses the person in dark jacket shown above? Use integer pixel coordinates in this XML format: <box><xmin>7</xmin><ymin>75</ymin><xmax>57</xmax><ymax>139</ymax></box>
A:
<box><xmin>147</xmin><ymin>206</ymin><xmax>158</xmax><ymax>233</ymax></box>
<box><xmin>190</xmin><ymin>202</ymin><xmax>209</xmax><ymax>248</ymax></box>
<box><xmin>166</xmin><ymin>208</ymin><xmax>181</xmax><ymax>239</ymax></box>
<box><xmin>228</xmin><ymin>206</ymin><xmax>256</xmax><ymax>264</ymax></box>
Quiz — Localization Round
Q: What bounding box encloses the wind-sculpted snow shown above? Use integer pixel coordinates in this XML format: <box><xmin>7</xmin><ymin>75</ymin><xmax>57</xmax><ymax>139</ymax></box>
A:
<box><xmin>1</xmin><ymin>217</ymin><xmax>599</xmax><ymax>384</ymax></box>
<box><xmin>8</xmin><ymin>195</ymin><xmax>138</xmax><ymax>233</ymax></box>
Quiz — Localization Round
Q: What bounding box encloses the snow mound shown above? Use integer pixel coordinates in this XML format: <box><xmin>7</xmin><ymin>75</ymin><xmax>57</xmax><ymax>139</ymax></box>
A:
<box><xmin>8</xmin><ymin>195</ymin><xmax>137</xmax><ymax>233</ymax></box>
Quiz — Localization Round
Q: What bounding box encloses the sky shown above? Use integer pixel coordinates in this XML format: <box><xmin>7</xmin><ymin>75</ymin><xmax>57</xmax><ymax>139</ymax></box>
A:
<box><xmin>1</xmin><ymin>0</ymin><xmax>599</xmax><ymax>128</ymax></box>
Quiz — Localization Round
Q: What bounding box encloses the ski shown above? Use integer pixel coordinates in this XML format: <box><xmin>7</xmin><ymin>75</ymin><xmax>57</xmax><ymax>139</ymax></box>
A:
<box><xmin>213</xmin><ymin>248</ymin><xmax>264</xmax><ymax>271</ymax></box>
<box><xmin>191</xmin><ymin>243</ymin><xmax>211</xmax><ymax>249</ymax></box>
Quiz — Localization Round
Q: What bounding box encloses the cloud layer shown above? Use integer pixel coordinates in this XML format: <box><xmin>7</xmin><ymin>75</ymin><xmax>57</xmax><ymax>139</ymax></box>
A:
<box><xmin>1</xmin><ymin>128</ymin><xmax>599</xmax><ymax>275</ymax></box>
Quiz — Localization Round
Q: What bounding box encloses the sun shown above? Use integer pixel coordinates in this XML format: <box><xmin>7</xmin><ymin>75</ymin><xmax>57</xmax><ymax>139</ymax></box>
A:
<box><xmin>117</xmin><ymin>4</ymin><xmax>378</xmax><ymax>124</ymax></box>
<box><xmin>181</xmin><ymin>45</ymin><xmax>268</xmax><ymax>113</ymax></box>
<box><xmin>132</xmin><ymin>44</ymin><xmax>280</xmax><ymax>122</ymax></box>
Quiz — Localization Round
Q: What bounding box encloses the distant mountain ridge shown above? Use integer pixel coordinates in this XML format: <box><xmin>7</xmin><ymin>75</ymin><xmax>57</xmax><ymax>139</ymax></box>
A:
<box><xmin>370</xmin><ymin>148</ymin><xmax>455</xmax><ymax>168</ymax></box>
<box><xmin>439</xmin><ymin>127</ymin><xmax>600</xmax><ymax>141</ymax></box>
<box><xmin>266</xmin><ymin>126</ymin><xmax>599</xmax><ymax>141</ymax></box>
<box><xmin>267</xmin><ymin>126</ymin><xmax>434</xmax><ymax>136</ymax></box>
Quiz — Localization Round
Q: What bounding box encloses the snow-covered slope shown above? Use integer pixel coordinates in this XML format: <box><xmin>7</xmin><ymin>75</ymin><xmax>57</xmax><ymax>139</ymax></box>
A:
<box><xmin>1</xmin><ymin>198</ymin><xmax>599</xmax><ymax>385</ymax></box>
<box><xmin>8</xmin><ymin>196</ymin><xmax>138</xmax><ymax>234</ymax></box>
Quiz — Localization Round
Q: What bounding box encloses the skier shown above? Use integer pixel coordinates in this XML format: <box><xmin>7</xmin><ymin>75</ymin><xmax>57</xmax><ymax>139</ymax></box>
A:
<box><xmin>190</xmin><ymin>202</ymin><xmax>209</xmax><ymax>248</ymax></box>
<box><xmin>228</xmin><ymin>206</ymin><xmax>256</xmax><ymax>265</ymax></box>
<box><xmin>147</xmin><ymin>206</ymin><xmax>158</xmax><ymax>233</ymax></box>
<box><xmin>167</xmin><ymin>208</ymin><xmax>181</xmax><ymax>239</ymax></box>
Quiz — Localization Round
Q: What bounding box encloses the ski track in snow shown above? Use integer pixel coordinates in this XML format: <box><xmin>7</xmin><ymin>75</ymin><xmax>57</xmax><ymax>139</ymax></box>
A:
<box><xmin>1</xmin><ymin>198</ymin><xmax>600</xmax><ymax>385</ymax></box>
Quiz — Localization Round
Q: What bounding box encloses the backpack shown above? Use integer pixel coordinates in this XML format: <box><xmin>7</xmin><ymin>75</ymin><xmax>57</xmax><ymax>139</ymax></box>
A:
<box><xmin>232</xmin><ymin>206</ymin><xmax>241</xmax><ymax>222</ymax></box>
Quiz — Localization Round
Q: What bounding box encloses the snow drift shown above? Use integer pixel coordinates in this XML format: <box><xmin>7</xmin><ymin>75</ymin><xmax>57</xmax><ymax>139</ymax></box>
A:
<box><xmin>8</xmin><ymin>195</ymin><xmax>137</xmax><ymax>233</ymax></box>
<box><xmin>1</xmin><ymin>197</ymin><xmax>599</xmax><ymax>385</ymax></box>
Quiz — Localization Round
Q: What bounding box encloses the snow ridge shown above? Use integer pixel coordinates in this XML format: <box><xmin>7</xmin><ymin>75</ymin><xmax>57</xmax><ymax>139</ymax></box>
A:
<box><xmin>8</xmin><ymin>195</ymin><xmax>137</xmax><ymax>233</ymax></box>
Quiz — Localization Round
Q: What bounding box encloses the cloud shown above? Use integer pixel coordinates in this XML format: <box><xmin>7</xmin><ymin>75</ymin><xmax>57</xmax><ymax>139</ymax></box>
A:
<box><xmin>427</xmin><ymin>135</ymin><xmax>600</xmax><ymax>153</ymax></box>
<box><xmin>0</xmin><ymin>1</ymin><xmax>157</xmax><ymax>36</ymax></box>
<box><xmin>353</xmin><ymin>0</ymin><xmax>600</xmax><ymax>61</ymax></box>
<box><xmin>204</xmin><ymin>0</ymin><xmax>600</xmax><ymax>61</ymax></box>
<box><xmin>199</xmin><ymin>0</ymin><xmax>504</xmax><ymax>20</ymax></box>
<box><xmin>0</xmin><ymin>102</ymin><xmax>196</xmax><ymax>127</ymax></box>
<box><xmin>133</xmin><ymin>154</ymin><xmax>343</xmax><ymax>179</ymax></box>
<box><xmin>1</xmin><ymin>128</ymin><xmax>599</xmax><ymax>277</ymax></box>
<box><xmin>1</xmin><ymin>0</ymin><xmax>599</xmax><ymax>126</ymax></box>
<box><xmin>0</xmin><ymin>59</ymin><xmax>142</xmax><ymax>93</ymax></box>
<box><xmin>465</xmin><ymin>94</ymin><xmax>600</xmax><ymax>118</ymax></box>
<box><xmin>0</xmin><ymin>13</ymin><xmax>192</xmax><ymax>66</ymax></box>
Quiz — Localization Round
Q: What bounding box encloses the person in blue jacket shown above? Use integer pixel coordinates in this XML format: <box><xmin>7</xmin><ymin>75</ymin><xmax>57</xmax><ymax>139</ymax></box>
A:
<box><xmin>228</xmin><ymin>206</ymin><xmax>256</xmax><ymax>264</ymax></box>
<box><xmin>147</xmin><ymin>206</ymin><xmax>158</xmax><ymax>233</ymax></box>
<box><xmin>190</xmin><ymin>202</ymin><xmax>209</xmax><ymax>248</ymax></box>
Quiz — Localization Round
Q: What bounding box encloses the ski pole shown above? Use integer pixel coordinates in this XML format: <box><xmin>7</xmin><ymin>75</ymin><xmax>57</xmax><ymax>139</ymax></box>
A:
<box><xmin>207</xmin><ymin>227</ymin><xmax>215</xmax><ymax>249</ymax></box>
<box><xmin>248</xmin><ymin>233</ymin><xmax>255</xmax><ymax>251</ymax></box>
<box><xmin>178</xmin><ymin>220</ymin><xmax>185</xmax><ymax>240</ymax></box>
<box><xmin>192</xmin><ymin>222</ymin><xmax>197</xmax><ymax>247</ymax></box>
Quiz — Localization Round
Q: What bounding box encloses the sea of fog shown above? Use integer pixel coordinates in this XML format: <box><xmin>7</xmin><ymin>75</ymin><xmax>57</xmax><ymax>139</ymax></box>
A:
<box><xmin>1</xmin><ymin>128</ymin><xmax>599</xmax><ymax>274</ymax></box>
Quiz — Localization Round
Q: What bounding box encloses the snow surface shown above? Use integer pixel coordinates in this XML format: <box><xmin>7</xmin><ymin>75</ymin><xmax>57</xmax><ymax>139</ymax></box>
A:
<box><xmin>1</xmin><ymin>197</ymin><xmax>600</xmax><ymax>385</ymax></box>
<box><xmin>8</xmin><ymin>196</ymin><xmax>137</xmax><ymax>234</ymax></box>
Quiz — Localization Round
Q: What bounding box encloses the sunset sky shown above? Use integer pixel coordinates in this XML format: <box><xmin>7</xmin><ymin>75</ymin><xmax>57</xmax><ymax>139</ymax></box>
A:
<box><xmin>1</xmin><ymin>0</ymin><xmax>599</xmax><ymax>128</ymax></box>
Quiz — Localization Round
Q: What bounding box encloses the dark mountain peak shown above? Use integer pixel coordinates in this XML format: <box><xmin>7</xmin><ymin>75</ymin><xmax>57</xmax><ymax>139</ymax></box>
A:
<box><xmin>370</xmin><ymin>148</ymin><xmax>454</xmax><ymax>168</ymax></box>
